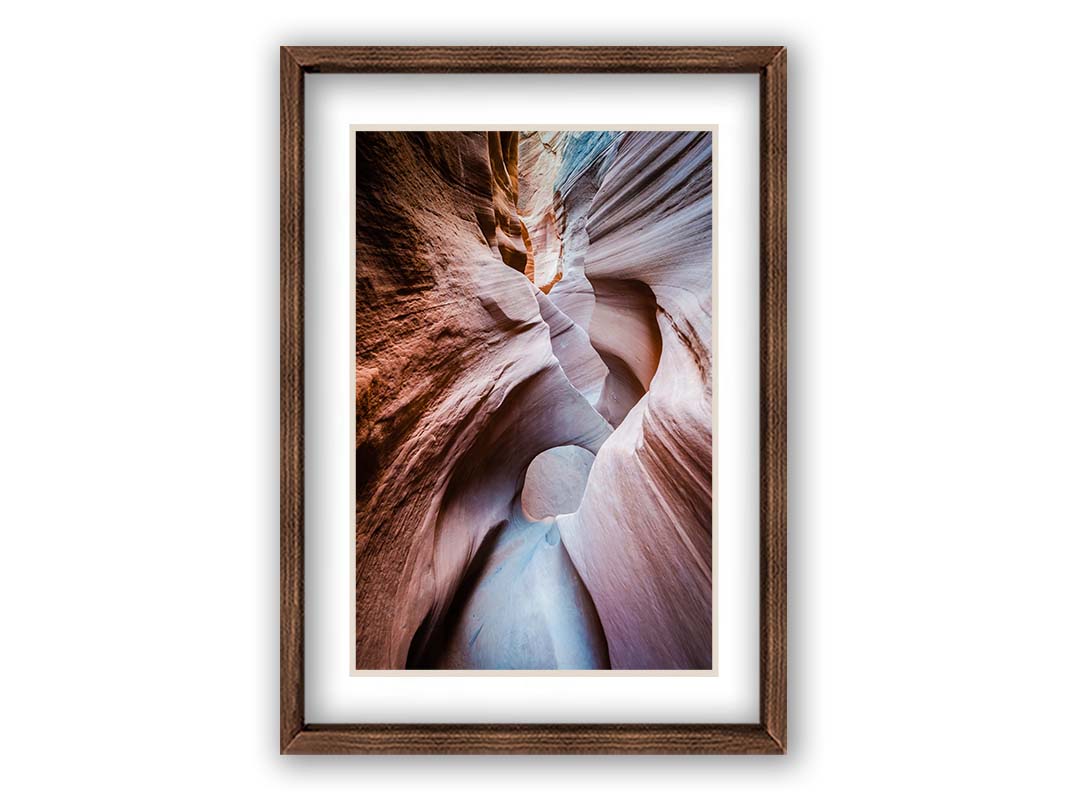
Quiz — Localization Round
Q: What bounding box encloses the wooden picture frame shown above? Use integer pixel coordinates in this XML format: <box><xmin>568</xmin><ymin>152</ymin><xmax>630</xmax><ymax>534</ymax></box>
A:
<box><xmin>280</xmin><ymin>45</ymin><xmax>786</xmax><ymax>755</ymax></box>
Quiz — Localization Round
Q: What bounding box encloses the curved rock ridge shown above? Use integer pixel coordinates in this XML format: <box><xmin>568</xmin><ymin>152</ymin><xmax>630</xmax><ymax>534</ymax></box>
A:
<box><xmin>355</xmin><ymin>129</ymin><xmax>713</xmax><ymax>670</ymax></box>
<box><xmin>533</xmin><ymin>291</ymin><xmax>607</xmax><ymax>406</ymax></box>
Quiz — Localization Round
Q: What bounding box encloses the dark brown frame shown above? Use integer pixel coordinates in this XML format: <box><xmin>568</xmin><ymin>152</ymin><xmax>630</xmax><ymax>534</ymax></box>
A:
<box><xmin>280</xmin><ymin>46</ymin><xmax>786</xmax><ymax>755</ymax></box>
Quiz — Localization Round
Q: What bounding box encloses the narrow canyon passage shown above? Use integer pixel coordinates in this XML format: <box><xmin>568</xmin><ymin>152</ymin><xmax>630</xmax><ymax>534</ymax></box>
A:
<box><xmin>417</xmin><ymin>442</ymin><xmax>610</xmax><ymax>669</ymax></box>
<box><xmin>355</xmin><ymin>130</ymin><xmax>714</xmax><ymax>670</ymax></box>
<box><xmin>407</xmin><ymin>135</ymin><xmax>662</xmax><ymax>670</ymax></box>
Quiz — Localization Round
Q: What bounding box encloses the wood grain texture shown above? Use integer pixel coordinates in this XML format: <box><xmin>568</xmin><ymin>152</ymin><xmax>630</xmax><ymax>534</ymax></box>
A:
<box><xmin>284</xmin><ymin>45</ymin><xmax>783</xmax><ymax>74</ymax></box>
<box><xmin>280</xmin><ymin>45</ymin><xmax>305</xmax><ymax>752</ymax></box>
<box><xmin>279</xmin><ymin>45</ymin><xmax>787</xmax><ymax>755</ymax></box>
<box><xmin>759</xmin><ymin>47</ymin><xmax>788</xmax><ymax>752</ymax></box>
<box><xmin>286</xmin><ymin>724</ymin><xmax>781</xmax><ymax>755</ymax></box>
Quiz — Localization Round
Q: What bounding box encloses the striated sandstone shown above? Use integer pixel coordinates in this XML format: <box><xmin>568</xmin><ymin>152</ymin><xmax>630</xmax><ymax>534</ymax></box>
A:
<box><xmin>356</xmin><ymin>129</ymin><xmax>713</xmax><ymax>670</ymax></box>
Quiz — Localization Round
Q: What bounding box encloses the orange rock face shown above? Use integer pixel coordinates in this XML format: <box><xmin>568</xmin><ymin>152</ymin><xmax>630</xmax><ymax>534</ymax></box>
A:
<box><xmin>355</xmin><ymin>130</ymin><xmax>713</xmax><ymax>670</ymax></box>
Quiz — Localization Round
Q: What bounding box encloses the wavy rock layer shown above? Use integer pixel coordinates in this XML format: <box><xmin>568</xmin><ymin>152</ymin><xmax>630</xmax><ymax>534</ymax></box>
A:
<box><xmin>355</xmin><ymin>130</ymin><xmax>713</xmax><ymax>670</ymax></box>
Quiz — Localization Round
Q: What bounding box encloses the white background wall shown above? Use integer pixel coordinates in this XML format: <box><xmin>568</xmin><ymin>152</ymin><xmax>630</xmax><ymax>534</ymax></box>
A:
<box><xmin>2</xmin><ymin>1</ymin><xmax>1064</xmax><ymax>796</ymax></box>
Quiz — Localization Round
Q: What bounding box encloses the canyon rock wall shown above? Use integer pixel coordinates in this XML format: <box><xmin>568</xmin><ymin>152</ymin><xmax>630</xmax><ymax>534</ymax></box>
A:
<box><xmin>355</xmin><ymin>129</ymin><xmax>713</xmax><ymax>670</ymax></box>
<box><xmin>556</xmin><ymin>131</ymin><xmax>714</xmax><ymax>669</ymax></box>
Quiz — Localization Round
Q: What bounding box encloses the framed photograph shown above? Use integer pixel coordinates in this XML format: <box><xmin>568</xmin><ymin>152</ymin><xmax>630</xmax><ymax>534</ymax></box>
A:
<box><xmin>281</xmin><ymin>46</ymin><xmax>786</xmax><ymax>754</ymax></box>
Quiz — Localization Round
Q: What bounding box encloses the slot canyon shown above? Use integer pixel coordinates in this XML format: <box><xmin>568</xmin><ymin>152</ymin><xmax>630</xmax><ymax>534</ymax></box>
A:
<box><xmin>355</xmin><ymin>129</ymin><xmax>713</xmax><ymax>670</ymax></box>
